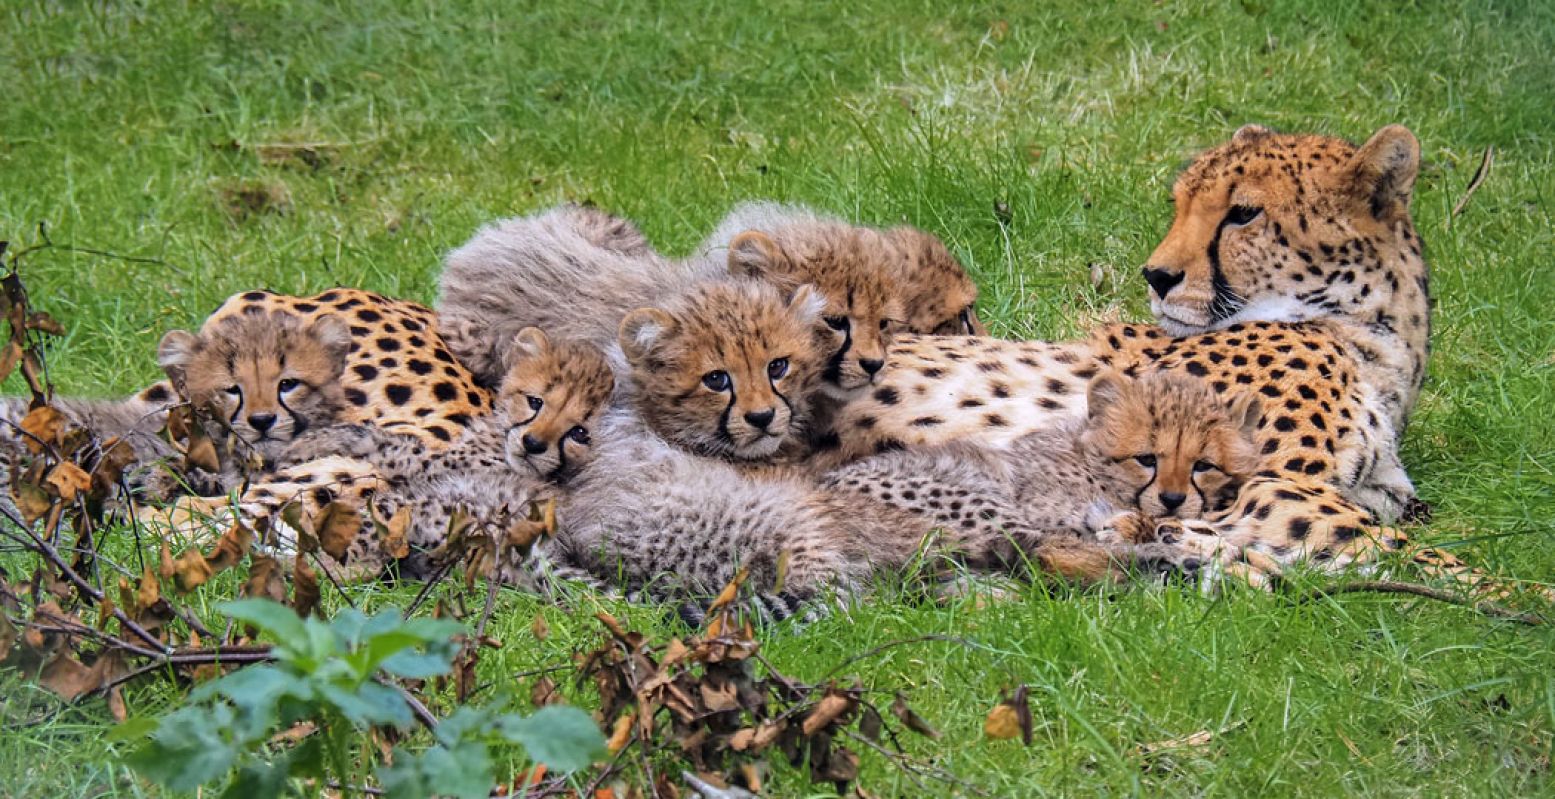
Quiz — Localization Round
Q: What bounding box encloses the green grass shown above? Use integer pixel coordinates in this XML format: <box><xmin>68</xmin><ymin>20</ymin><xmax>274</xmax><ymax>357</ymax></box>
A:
<box><xmin>3</xmin><ymin>0</ymin><xmax>1554</xmax><ymax>795</ymax></box>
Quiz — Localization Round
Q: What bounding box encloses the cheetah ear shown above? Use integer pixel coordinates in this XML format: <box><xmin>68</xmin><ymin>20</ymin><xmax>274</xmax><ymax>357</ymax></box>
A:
<box><xmin>156</xmin><ymin>329</ymin><xmax>201</xmax><ymax>387</ymax></box>
<box><xmin>727</xmin><ymin>230</ymin><xmax>787</xmax><ymax>281</ymax></box>
<box><xmin>1348</xmin><ymin>125</ymin><xmax>1420</xmax><ymax>220</ymax></box>
<box><xmin>785</xmin><ymin>284</ymin><xmax>826</xmax><ymax>327</ymax></box>
<box><xmin>1085</xmin><ymin>370</ymin><xmax>1127</xmax><ymax>422</ymax></box>
<box><xmin>1229</xmin><ymin>392</ymin><xmax>1264</xmax><ymax>443</ymax></box>
<box><xmin>506</xmin><ymin>326</ymin><xmax>552</xmax><ymax>370</ymax></box>
<box><xmin>1232</xmin><ymin>124</ymin><xmax>1274</xmax><ymax>144</ymax></box>
<box><xmin>619</xmin><ymin>308</ymin><xmax>677</xmax><ymax>365</ymax></box>
<box><xmin>304</xmin><ymin>315</ymin><xmax>353</xmax><ymax>376</ymax></box>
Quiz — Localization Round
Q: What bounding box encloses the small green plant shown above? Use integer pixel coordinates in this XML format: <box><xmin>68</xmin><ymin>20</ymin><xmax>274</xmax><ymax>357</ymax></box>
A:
<box><xmin>120</xmin><ymin>599</ymin><xmax>605</xmax><ymax>797</ymax></box>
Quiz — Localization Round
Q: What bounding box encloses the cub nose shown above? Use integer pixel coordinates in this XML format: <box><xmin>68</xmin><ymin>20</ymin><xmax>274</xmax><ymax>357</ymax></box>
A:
<box><xmin>521</xmin><ymin>434</ymin><xmax>547</xmax><ymax>454</ymax></box>
<box><xmin>1142</xmin><ymin>267</ymin><xmax>1185</xmax><ymax>299</ymax></box>
<box><xmin>248</xmin><ymin>413</ymin><xmax>277</xmax><ymax>434</ymax></box>
<box><xmin>859</xmin><ymin>358</ymin><xmax>885</xmax><ymax>376</ymax></box>
<box><xmin>1159</xmin><ymin>491</ymin><xmax>1187</xmax><ymax>512</ymax></box>
<box><xmin>743</xmin><ymin>408</ymin><xmax>776</xmax><ymax>430</ymax></box>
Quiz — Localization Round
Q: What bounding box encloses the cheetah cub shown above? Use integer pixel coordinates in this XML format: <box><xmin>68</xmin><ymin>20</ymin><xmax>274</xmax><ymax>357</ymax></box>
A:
<box><xmin>274</xmin><ymin>327</ymin><xmax>615</xmax><ymax>579</ymax></box>
<box><xmin>822</xmin><ymin>371</ymin><xmax>1262</xmax><ymax>580</ymax></box>
<box><xmin>2</xmin><ymin>311</ymin><xmax>352</xmax><ymax>504</ymax></box>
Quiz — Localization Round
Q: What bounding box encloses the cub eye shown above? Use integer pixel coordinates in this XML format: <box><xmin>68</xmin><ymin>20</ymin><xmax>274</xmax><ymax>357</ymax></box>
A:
<box><xmin>959</xmin><ymin>308</ymin><xmax>974</xmax><ymax>334</ymax></box>
<box><xmin>1193</xmin><ymin>460</ymin><xmax>1216</xmax><ymax>473</ymax></box>
<box><xmin>1134</xmin><ymin>454</ymin><xmax>1158</xmax><ymax>468</ymax></box>
<box><xmin>567</xmin><ymin>426</ymin><xmax>590</xmax><ymax>445</ymax></box>
<box><xmin>224</xmin><ymin>385</ymin><xmax>242</xmax><ymax>396</ymax></box>
<box><xmin>878</xmin><ymin>319</ymin><xmax>890</xmax><ymax>331</ymax></box>
<box><xmin>823</xmin><ymin>316</ymin><xmax>849</xmax><ymax>331</ymax></box>
<box><xmin>767</xmin><ymin>358</ymin><xmax>789</xmax><ymax>380</ymax></box>
<box><xmin>702</xmin><ymin>370</ymin><xmax>731</xmax><ymax>391</ymax></box>
<box><xmin>1226</xmin><ymin>205</ymin><xmax>1263</xmax><ymax>226</ymax></box>
<box><xmin>527</xmin><ymin>395</ymin><xmax>543</xmax><ymax>411</ymax></box>
<box><xmin>278</xmin><ymin>378</ymin><xmax>301</xmax><ymax>393</ymax></box>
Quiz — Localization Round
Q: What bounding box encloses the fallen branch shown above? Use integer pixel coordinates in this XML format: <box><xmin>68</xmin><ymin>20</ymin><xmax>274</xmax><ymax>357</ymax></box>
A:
<box><xmin>1294</xmin><ymin>579</ymin><xmax>1544</xmax><ymax>625</ymax></box>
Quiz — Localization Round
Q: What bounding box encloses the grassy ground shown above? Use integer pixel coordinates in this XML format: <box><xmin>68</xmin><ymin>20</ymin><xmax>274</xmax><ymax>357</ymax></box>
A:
<box><xmin>3</xmin><ymin>0</ymin><xmax>1554</xmax><ymax>795</ymax></box>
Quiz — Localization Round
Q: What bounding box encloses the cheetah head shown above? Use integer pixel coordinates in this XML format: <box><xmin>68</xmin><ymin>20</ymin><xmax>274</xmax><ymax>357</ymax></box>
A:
<box><xmin>157</xmin><ymin>311</ymin><xmax>351</xmax><ymax>445</ymax></box>
<box><xmin>619</xmin><ymin>279</ymin><xmax>824</xmax><ymax>461</ymax></box>
<box><xmin>1143</xmin><ymin>124</ymin><xmax>1423</xmax><ymax>337</ymax></box>
<box><xmin>496</xmin><ymin>327</ymin><xmax>615</xmax><ymax>481</ymax></box>
<box><xmin>1083</xmin><ymin>370</ymin><xmax>1260</xmax><ymax>519</ymax></box>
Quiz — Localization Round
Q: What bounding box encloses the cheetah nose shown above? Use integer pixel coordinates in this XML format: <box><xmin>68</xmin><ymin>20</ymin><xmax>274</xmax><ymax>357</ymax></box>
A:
<box><xmin>521</xmin><ymin>433</ymin><xmax>548</xmax><ymax>454</ymax></box>
<box><xmin>1159</xmin><ymin>491</ymin><xmax>1187</xmax><ymax>512</ymax></box>
<box><xmin>1142</xmin><ymin>266</ymin><xmax>1185</xmax><ymax>299</ymax></box>
<box><xmin>859</xmin><ymin>358</ymin><xmax>885</xmax><ymax>376</ymax></box>
<box><xmin>743</xmin><ymin>408</ymin><xmax>776</xmax><ymax>430</ymax></box>
<box><xmin>248</xmin><ymin>413</ymin><xmax>277</xmax><ymax>434</ymax></box>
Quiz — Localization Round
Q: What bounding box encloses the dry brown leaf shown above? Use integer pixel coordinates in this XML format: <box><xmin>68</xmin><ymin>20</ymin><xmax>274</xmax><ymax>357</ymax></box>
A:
<box><xmin>158</xmin><ymin>539</ymin><xmax>175</xmax><ymax>580</ymax></box>
<box><xmin>660</xmin><ymin>638</ymin><xmax>690</xmax><ymax>668</ymax></box>
<box><xmin>700</xmin><ymin>679</ymin><xmax>740</xmax><ymax>713</ymax></box>
<box><xmin>0</xmin><ymin>610</ymin><xmax>17</xmax><ymax>661</ymax></box>
<box><xmin>107</xmin><ymin>684</ymin><xmax>128</xmax><ymax>722</ymax></box>
<box><xmin>204</xmin><ymin>521</ymin><xmax>253</xmax><ymax>572</ymax></box>
<box><xmin>243</xmin><ymin>553</ymin><xmax>288</xmax><ymax>604</ymax></box>
<box><xmin>45</xmin><ymin>462</ymin><xmax>91</xmax><ymax>502</ymax></box>
<box><xmin>12</xmin><ymin>481</ymin><xmax>52</xmax><ymax>526</ymax></box>
<box><xmin>984</xmin><ymin>703</ymin><xmax>1022</xmax><ymax>741</ymax></box>
<box><xmin>606</xmin><ymin>713</ymin><xmax>636</xmax><ymax>753</ymax></box>
<box><xmin>135</xmin><ymin>565</ymin><xmax>160</xmax><ymax>611</ymax></box>
<box><xmin>269</xmin><ymin>721</ymin><xmax>319</xmax><ymax>746</ymax></box>
<box><xmin>802</xmin><ymin>691</ymin><xmax>854</xmax><ymax>736</ymax></box>
<box><xmin>292</xmin><ymin>554</ymin><xmax>320</xmax><ymax>617</ymax></box>
<box><xmin>170</xmin><ymin>548</ymin><xmax>214</xmax><ymax>592</ymax></box>
<box><xmin>372</xmin><ymin>504</ymin><xmax>411</xmax><ymax>560</ymax></box>
<box><xmin>891</xmin><ymin>692</ymin><xmax>941</xmax><ymax>739</ymax></box>
<box><xmin>37</xmin><ymin>653</ymin><xmax>110</xmax><ymax>702</ymax></box>
<box><xmin>707</xmin><ymin>567</ymin><xmax>749</xmax><ymax>614</ymax></box>
<box><xmin>18</xmin><ymin>405</ymin><xmax>65</xmax><ymax>454</ymax></box>
<box><xmin>0</xmin><ymin>340</ymin><xmax>22</xmax><ymax>382</ymax></box>
<box><xmin>25</xmin><ymin>311</ymin><xmax>65</xmax><ymax>336</ymax></box>
<box><xmin>531</xmin><ymin>675</ymin><xmax>560</xmax><ymax>706</ymax></box>
<box><xmin>314</xmin><ymin>501</ymin><xmax>360</xmax><ymax>561</ymax></box>
<box><xmin>531</xmin><ymin>613</ymin><xmax>550</xmax><ymax>642</ymax></box>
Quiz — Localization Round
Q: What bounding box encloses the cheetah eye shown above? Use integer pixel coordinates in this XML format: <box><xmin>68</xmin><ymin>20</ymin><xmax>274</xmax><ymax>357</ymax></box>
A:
<box><xmin>767</xmin><ymin>358</ymin><xmax>789</xmax><ymax>380</ymax></box>
<box><xmin>278</xmin><ymin>378</ymin><xmax>301</xmax><ymax>394</ymax></box>
<box><xmin>1134</xmin><ymin>454</ymin><xmax>1158</xmax><ymax>468</ymax></box>
<box><xmin>567</xmin><ymin>426</ymin><xmax>590</xmax><ymax>445</ymax></box>
<box><xmin>527</xmin><ymin>395</ymin><xmax>543</xmax><ymax>411</ymax></box>
<box><xmin>823</xmin><ymin>316</ymin><xmax>849</xmax><ymax>331</ymax></box>
<box><xmin>224</xmin><ymin>385</ymin><xmax>242</xmax><ymax>396</ymax></box>
<box><xmin>1225</xmin><ymin>205</ymin><xmax>1263</xmax><ymax>227</ymax></box>
<box><xmin>702</xmin><ymin>370</ymin><xmax>731</xmax><ymax>391</ymax></box>
<box><xmin>878</xmin><ymin>319</ymin><xmax>892</xmax><ymax>331</ymax></box>
<box><xmin>1193</xmin><ymin>460</ymin><xmax>1216</xmax><ymax>473</ymax></box>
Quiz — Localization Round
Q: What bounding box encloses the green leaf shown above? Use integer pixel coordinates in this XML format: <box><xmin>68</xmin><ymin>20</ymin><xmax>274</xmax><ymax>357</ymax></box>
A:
<box><xmin>495</xmin><ymin>705</ymin><xmax>606</xmax><ymax>773</ymax></box>
<box><xmin>220</xmin><ymin>759</ymin><xmax>292</xmax><ymax>799</ymax></box>
<box><xmin>218</xmin><ymin>599</ymin><xmax>308</xmax><ymax>646</ymax></box>
<box><xmin>318</xmin><ymin>681</ymin><xmax>413</xmax><ymax>728</ymax></box>
<box><xmin>191</xmin><ymin>664</ymin><xmax>301</xmax><ymax>715</ymax></box>
<box><xmin>379</xmin><ymin>649</ymin><xmax>454</xmax><ymax>680</ymax></box>
<box><xmin>381</xmin><ymin>740</ymin><xmax>494</xmax><ymax>799</ymax></box>
<box><xmin>106</xmin><ymin>716</ymin><xmax>158</xmax><ymax>742</ymax></box>
<box><xmin>129</xmin><ymin>705</ymin><xmax>241</xmax><ymax>792</ymax></box>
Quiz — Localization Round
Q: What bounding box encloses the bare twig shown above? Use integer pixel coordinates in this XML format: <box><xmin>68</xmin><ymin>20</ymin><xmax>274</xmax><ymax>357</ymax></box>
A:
<box><xmin>1448</xmin><ymin>146</ymin><xmax>1494</xmax><ymax>224</ymax></box>
<box><xmin>1295</xmin><ymin>579</ymin><xmax>1544</xmax><ymax>625</ymax></box>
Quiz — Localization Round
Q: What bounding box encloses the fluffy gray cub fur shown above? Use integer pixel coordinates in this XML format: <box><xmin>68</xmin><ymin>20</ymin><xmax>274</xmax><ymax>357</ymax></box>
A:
<box><xmin>437</xmin><ymin>205</ymin><xmax>688</xmax><ymax>385</ymax></box>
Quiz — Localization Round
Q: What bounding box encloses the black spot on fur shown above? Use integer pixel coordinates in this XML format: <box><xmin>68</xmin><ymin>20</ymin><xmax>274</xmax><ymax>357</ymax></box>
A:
<box><xmin>433</xmin><ymin>382</ymin><xmax>458</xmax><ymax>402</ymax></box>
<box><xmin>385</xmin><ymin>385</ymin><xmax>413</xmax><ymax>405</ymax></box>
<box><xmin>353</xmin><ymin>364</ymin><xmax>379</xmax><ymax>381</ymax></box>
<box><xmin>873</xmin><ymin>387</ymin><xmax>899</xmax><ymax>405</ymax></box>
<box><xmin>345</xmin><ymin>388</ymin><xmax>369</xmax><ymax>406</ymax></box>
<box><xmin>1288</xmin><ymin>518</ymin><xmax>1311</xmax><ymax>540</ymax></box>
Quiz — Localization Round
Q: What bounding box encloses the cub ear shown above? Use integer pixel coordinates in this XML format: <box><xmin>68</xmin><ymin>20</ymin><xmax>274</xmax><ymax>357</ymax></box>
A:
<box><xmin>305</xmin><ymin>315</ymin><xmax>354</xmax><ymax>375</ymax></box>
<box><xmin>1085</xmin><ymin>370</ymin><xmax>1127</xmax><ymax>421</ymax></box>
<box><xmin>785</xmin><ymin>283</ymin><xmax>826</xmax><ymax>327</ymax></box>
<box><xmin>156</xmin><ymin>329</ymin><xmax>201</xmax><ymax>386</ymax></box>
<box><xmin>505</xmin><ymin>326</ymin><xmax>552</xmax><ymax>369</ymax></box>
<box><xmin>1348</xmin><ymin>124</ymin><xmax>1420</xmax><ymax>219</ymax></box>
<box><xmin>619</xmin><ymin>308</ymin><xmax>677</xmax><ymax>365</ymax></box>
<box><xmin>1232</xmin><ymin>124</ymin><xmax>1274</xmax><ymax>144</ymax></box>
<box><xmin>1228</xmin><ymin>392</ymin><xmax>1264</xmax><ymax>443</ymax></box>
<box><xmin>727</xmin><ymin>230</ymin><xmax>786</xmax><ymax>281</ymax></box>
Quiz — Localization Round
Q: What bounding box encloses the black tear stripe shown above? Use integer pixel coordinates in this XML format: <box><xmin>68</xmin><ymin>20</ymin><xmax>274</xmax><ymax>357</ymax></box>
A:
<box><xmin>823</xmin><ymin>326</ymin><xmax>854</xmax><ymax>386</ymax></box>
<box><xmin>279</xmin><ymin>393</ymin><xmax>304</xmax><ymax>435</ymax></box>
<box><xmin>716</xmin><ymin>383</ymin><xmax>739</xmax><ymax>446</ymax></box>
<box><xmin>1132</xmin><ymin>468</ymin><xmax>1159</xmax><ymax>511</ymax></box>
<box><xmin>1207</xmin><ymin>216</ymin><xmax>1246</xmax><ymax>323</ymax></box>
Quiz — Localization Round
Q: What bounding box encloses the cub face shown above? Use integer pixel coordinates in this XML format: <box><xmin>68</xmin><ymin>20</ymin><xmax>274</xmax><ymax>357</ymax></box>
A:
<box><xmin>157</xmin><ymin>312</ymin><xmax>351</xmax><ymax>445</ymax></box>
<box><xmin>496</xmin><ymin>327</ymin><xmax>615</xmax><ymax>481</ymax></box>
<box><xmin>1142</xmin><ymin>124</ymin><xmax>1422</xmax><ymax>336</ymax></box>
<box><xmin>884</xmin><ymin>227</ymin><xmax>985</xmax><ymax>337</ymax></box>
<box><xmin>620</xmin><ymin>280</ymin><xmax>824</xmax><ymax>461</ymax></box>
<box><xmin>727</xmin><ymin>227</ymin><xmax>902</xmax><ymax>399</ymax></box>
<box><xmin>1083</xmin><ymin>371</ymin><xmax>1260</xmax><ymax>519</ymax></box>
